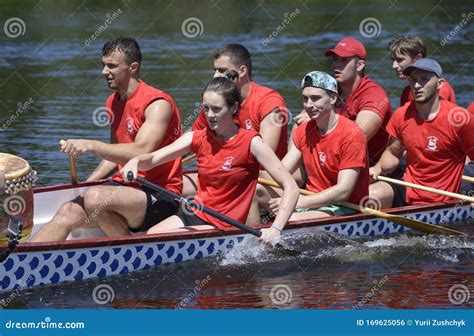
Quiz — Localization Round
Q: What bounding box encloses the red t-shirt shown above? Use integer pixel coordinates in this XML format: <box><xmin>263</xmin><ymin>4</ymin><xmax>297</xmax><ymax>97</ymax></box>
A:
<box><xmin>387</xmin><ymin>100</ymin><xmax>474</xmax><ymax>204</ymax></box>
<box><xmin>109</xmin><ymin>81</ymin><xmax>183</xmax><ymax>193</ymax></box>
<box><xmin>192</xmin><ymin>81</ymin><xmax>288</xmax><ymax>159</ymax></box>
<box><xmin>191</xmin><ymin>128</ymin><xmax>260</xmax><ymax>229</ymax></box>
<box><xmin>336</xmin><ymin>76</ymin><xmax>391</xmax><ymax>166</ymax></box>
<box><xmin>292</xmin><ymin>116</ymin><xmax>369</xmax><ymax>205</ymax></box>
<box><xmin>400</xmin><ymin>80</ymin><xmax>456</xmax><ymax>106</ymax></box>
<box><xmin>467</xmin><ymin>102</ymin><xmax>474</xmax><ymax>114</ymax></box>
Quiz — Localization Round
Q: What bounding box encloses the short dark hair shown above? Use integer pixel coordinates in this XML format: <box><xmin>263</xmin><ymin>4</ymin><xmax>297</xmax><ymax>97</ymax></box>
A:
<box><xmin>214</xmin><ymin>43</ymin><xmax>252</xmax><ymax>78</ymax></box>
<box><xmin>202</xmin><ymin>77</ymin><xmax>242</xmax><ymax>110</ymax></box>
<box><xmin>102</xmin><ymin>36</ymin><xmax>142</xmax><ymax>65</ymax></box>
<box><xmin>388</xmin><ymin>36</ymin><xmax>427</xmax><ymax>58</ymax></box>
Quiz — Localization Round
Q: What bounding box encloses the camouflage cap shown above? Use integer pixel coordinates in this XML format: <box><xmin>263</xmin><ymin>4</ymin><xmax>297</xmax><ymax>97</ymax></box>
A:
<box><xmin>301</xmin><ymin>71</ymin><xmax>338</xmax><ymax>93</ymax></box>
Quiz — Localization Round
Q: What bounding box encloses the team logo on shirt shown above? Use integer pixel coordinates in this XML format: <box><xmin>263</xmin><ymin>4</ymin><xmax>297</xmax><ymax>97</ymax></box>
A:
<box><xmin>245</xmin><ymin>119</ymin><xmax>253</xmax><ymax>130</ymax></box>
<box><xmin>426</xmin><ymin>136</ymin><xmax>439</xmax><ymax>151</ymax></box>
<box><xmin>126</xmin><ymin>117</ymin><xmax>135</xmax><ymax>135</ymax></box>
<box><xmin>318</xmin><ymin>152</ymin><xmax>327</xmax><ymax>166</ymax></box>
<box><xmin>221</xmin><ymin>156</ymin><xmax>234</xmax><ymax>171</ymax></box>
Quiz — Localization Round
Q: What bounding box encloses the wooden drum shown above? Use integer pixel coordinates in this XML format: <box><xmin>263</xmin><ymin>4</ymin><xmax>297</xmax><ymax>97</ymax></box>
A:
<box><xmin>0</xmin><ymin>153</ymin><xmax>36</xmax><ymax>242</ymax></box>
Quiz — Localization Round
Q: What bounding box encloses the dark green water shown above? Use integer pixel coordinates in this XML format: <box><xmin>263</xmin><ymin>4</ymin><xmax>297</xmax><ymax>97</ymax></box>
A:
<box><xmin>0</xmin><ymin>0</ymin><xmax>472</xmax><ymax>309</ymax></box>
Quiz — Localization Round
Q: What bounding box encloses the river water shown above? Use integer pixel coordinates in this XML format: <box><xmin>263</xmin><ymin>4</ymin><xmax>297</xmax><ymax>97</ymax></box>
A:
<box><xmin>0</xmin><ymin>0</ymin><xmax>473</xmax><ymax>309</ymax></box>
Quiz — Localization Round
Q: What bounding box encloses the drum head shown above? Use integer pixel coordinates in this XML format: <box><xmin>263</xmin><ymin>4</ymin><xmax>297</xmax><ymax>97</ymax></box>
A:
<box><xmin>0</xmin><ymin>153</ymin><xmax>30</xmax><ymax>181</ymax></box>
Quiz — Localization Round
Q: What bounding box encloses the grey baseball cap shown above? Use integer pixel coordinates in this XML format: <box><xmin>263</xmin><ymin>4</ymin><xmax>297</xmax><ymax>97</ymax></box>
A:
<box><xmin>301</xmin><ymin>71</ymin><xmax>338</xmax><ymax>93</ymax></box>
<box><xmin>402</xmin><ymin>58</ymin><xmax>443</xmax><ymax>77</ymax></box>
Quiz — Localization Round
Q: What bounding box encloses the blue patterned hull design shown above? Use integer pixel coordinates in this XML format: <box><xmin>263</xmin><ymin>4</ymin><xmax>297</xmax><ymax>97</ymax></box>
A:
<box><xmin>1</xmin><ymin>205</ymin><xmax>472</xmax><ymax>293</ymax></box>
<box><xmin>315</xmin><ymin>205</ymin><xmax>472</xmax><ymax>237</ymax></box>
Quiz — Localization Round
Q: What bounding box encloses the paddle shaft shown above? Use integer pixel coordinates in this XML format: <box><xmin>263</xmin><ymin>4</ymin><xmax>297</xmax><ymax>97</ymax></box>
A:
<box><xmin>132</xmin><ymin>174</ymin><xmax>262</xmax><ymax>237</ymax></box>
<box><xmin>182</xmin><ymin>153</ymin><xmax>196</xmax><ymax>165</ymax></box>
<box><xmin>377</xmin><ymin>176</ymin><xmax>474</xmax><ymax>203</ymax></box>
<box><xmin>462</xmin><ymin>175</ymin><xmax>474</xmax><ymax>183</ymax></box>
<box><xmin>59</xmin><ymin>140</ymin><xmax>78</xmax><ymax>185</ymax></box>
<box><xmin>257</xmin><ymin>178</ymin><xmax>465</xmax><ymax>236</ymax></box>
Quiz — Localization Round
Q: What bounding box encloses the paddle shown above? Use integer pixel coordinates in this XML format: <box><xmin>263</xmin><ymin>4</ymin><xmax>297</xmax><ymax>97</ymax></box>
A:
<box><xmin>376</xmin><ymin>176</ymin><xmax>474</xmax><ymax>203</ymax></box>
<box><xmin>258</xmin><ymin>177</ymin><xmax>465</xmax><ymax>236</ymax></box>
<box><xmin>182</xmin><ymin>153</ymin><xmax>197</xmax><ymax>165</ymax></box>
<box><xmin>59</xmin><ymin>140</ymin><xmax>78</xmax><ymax>185</ymax></box>
<box><xmin>128</xmin><ymin>172</ymin><xmax>262</xmax><ymax>237</ymax></box>
<box><xmin>129</xmin><ymin>174</ymin><xmax>302</xmax><ymax>256</ymax></box>
<box><xmin>462</xmin><ymin>175</ymin><xmax>474</xmax><ymax>183</ymax></box>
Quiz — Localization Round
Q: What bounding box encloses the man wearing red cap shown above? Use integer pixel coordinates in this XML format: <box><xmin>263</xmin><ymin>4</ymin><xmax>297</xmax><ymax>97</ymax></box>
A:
<box><xmin>294</xmin><ymin>37</ymin><xmax>391</xmax><ymax>167</ymax></box>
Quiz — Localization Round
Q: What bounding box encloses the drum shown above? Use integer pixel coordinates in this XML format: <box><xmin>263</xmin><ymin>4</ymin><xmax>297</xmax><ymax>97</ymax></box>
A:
<box><xmin>0</xmin><ymin>153</ymin><xmax>37</xmax><ymax>243</ymax></box>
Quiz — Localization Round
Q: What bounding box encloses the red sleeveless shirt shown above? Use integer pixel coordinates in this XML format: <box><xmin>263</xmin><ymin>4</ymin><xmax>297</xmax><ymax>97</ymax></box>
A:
<box><xmin>109</xmin><ymin>81</ymin><xmax>182</xmax><ymax>193</ymax></box>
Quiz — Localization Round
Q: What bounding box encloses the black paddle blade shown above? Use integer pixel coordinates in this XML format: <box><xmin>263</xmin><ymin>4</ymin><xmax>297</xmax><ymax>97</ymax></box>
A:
<box><xmin>273</xmin><ymin>243</ymin><xmax>301</xmax><ymax>257</ymax></box>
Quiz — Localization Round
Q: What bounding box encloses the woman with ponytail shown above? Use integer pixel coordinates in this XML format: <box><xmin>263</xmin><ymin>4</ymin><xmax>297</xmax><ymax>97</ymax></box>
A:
<box><xmin>122</xmin><ymin>77</ymin><xmax>298</xmax><ymax>244</ymax></box>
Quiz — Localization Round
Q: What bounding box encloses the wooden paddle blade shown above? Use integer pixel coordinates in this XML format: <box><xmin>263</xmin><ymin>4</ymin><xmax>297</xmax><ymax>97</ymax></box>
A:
<box><xmin>340</xmin><ymin>202</ymin><xmax>465</xmax><ymax>236</ymax></box>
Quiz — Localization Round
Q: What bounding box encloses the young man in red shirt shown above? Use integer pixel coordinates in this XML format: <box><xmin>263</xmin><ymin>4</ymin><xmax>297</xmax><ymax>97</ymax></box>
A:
<box><xmin>31</xmin><ymin>37</ymin><xmax>182</xmax><ymax>242</ymax></box>
<box><xmin>183</xmin><ymin>43</ymin><xmax>288</xmax><ymax>196</ymax></box>
<box><xmin>294</xmin><ymin>37</ymin><xmax>391</xmax><ymax>167</ymax></box>
<box><xmin>369</xmin><ymin>58</ymin><xmax>473</xmax><ymax>207</ymax></box>
<box><xmin>251</xmin><ymin>71</ymin><xmax>369</xmax><ymax>221</ymax></box>
<box><xmin>388</xmin><ymin>35</ymin><xmax>456</xmax><ymax>107</ymax></box>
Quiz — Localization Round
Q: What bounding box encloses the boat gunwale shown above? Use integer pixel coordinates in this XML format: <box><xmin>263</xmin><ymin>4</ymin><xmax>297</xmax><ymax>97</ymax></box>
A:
<box><xmin>10</xmin><ymin>180</ymin><xmax>468</xmax><ymax>253</ymax></box>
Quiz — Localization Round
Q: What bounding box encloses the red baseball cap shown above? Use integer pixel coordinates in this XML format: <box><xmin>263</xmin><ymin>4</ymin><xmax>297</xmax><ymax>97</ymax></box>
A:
<box><xmin>324</xmin><ymin>37</ymin><xmax>366</xmax><ymax>60</ymax></box>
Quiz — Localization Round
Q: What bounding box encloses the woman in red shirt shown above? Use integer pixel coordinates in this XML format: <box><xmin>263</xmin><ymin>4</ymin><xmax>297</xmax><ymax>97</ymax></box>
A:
<box><xmin>122</xmin><ymin>76</ymin><xmax>298</xmax><ymax>243</ymax></box>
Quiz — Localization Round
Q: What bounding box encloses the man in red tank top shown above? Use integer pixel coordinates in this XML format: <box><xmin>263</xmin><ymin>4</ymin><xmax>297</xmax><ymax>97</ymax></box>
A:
<box><xmin>31</xmin><ymin>37</ymin><xmax>182</xmax><ymax>242</ymax></box>
<box><xmin>369</xmin><ymin>58</ymin><xmax>473</xmax><ymax>207</ymax></box>
<box><xmin>388</xmin><ymin>36</ymin><xmax>456</xmax><ymax>107</ymax></box>
<box><xmin>183</xmin><ymin>43</ymin><xmax>288</xmax><ymax>197</ymax></box>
